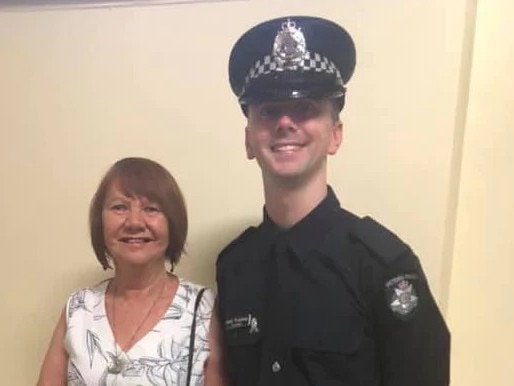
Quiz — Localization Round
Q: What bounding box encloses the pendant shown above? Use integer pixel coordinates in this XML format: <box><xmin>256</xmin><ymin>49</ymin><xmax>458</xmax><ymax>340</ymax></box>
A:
<box><xmin>107</xmin><ymin>356</ymin><xmax>125</xmax><ymax>374</ymax></box>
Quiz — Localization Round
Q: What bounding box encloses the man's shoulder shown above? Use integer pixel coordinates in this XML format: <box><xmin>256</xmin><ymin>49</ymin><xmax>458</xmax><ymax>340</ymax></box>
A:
<box><xmin>348</xmin><ymin>216</ymin><xmax>411</xmax><ymax>265</ymax></box>
<box><xmin>216</xmin><ymin>225</ymin><xmax>260</xmax><ymax>264</ymax></box>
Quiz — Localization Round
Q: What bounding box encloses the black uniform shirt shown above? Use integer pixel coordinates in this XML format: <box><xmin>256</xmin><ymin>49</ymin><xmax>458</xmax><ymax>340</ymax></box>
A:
<box><xmin>216</xmin><ymin>187</ymin><xmax>450</xmax><ymax>386</ymax></box>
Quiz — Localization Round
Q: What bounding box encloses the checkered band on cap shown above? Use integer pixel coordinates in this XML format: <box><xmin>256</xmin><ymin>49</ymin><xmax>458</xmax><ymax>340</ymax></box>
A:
<box><xmin>243</xmin><ymin>51</ymin><xmax>343</xmax><ymax>90</ymax></box>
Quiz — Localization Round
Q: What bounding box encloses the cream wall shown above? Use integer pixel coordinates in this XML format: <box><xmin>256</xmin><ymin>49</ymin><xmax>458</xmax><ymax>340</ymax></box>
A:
<box><xmin>0</xmin><ymin>0</ymin><xmax>477</xmax><ymax>384</ymax></box>
<box><xmin>446</xmin><ymin>0</ymin><xmax>514</xmax><ymax>384</ymax></box>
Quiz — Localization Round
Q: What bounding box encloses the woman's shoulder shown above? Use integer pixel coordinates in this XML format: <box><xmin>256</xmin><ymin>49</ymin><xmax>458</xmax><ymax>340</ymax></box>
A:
<box><xmin>177</xmin><ymin>278</ymin><xmax>215</xmax><ymax>311</ymax></box>
<box><xmin>65</xmin><ymin>279</ymin><xmax>110</xmax><ymax>321</ymax></box>
<box><xmin>67</xmin><ymin>279</ymin><xmax>110</xmax><ymax>301</ymax></box>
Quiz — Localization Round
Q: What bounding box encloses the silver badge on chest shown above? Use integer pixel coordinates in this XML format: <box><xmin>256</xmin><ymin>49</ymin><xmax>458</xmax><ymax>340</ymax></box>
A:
<box><xmin>273</xmin><ymin>19</ymin><xmax>307</xmax><ymax>69</ymax></box>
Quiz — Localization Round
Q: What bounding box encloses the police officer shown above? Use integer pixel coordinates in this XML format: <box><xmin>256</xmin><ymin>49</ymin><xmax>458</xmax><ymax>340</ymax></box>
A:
<box><xmin>216</xmin><ymin>16</ymin><xmax>450</xmax><ymax>386</ymax></box>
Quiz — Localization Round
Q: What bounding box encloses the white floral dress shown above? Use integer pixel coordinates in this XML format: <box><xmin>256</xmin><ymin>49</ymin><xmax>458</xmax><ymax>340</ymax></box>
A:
<box><xmin>64</xmin><ymin>278</ymin><xmax>214</xmax><ymax>386</ymax></box>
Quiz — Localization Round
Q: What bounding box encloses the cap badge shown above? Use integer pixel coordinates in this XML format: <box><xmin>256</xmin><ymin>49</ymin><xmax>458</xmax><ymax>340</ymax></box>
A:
<box><xmin>273</xmin><ymin>19</ymin><xmax>307</xmax><ymax>70</ymax></box>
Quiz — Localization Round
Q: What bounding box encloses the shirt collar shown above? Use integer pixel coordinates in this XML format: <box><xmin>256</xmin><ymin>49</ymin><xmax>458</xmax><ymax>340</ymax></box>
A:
<box><xmin>261</xmin><ymin>186</ymin><xmax>343</xmax><ymax>260</ymax></box>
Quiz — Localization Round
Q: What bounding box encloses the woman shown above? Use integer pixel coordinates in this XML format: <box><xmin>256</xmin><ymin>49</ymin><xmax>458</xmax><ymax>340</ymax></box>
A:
<box><xmin>37</xmin><ymin>157</ymin><xmax>225</xmax><ymax>386</ymax></box>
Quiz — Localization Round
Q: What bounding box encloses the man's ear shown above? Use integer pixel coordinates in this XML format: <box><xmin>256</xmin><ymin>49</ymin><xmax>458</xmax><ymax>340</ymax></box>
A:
<box><xmin>328</xmin><ymin>121</ymin><xmax>343</xmax><ymax>155</ymax></box>
<box><xmin>245</xmin><ymin>126</ymin><xmax>255</xmax><ymax>160</ymax></box>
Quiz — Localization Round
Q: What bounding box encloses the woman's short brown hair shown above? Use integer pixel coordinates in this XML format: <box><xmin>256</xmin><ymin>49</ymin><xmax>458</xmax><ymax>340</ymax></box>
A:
<box><xmin>89</xmin><ymin>157</ymin><xmax>188</xmax><ymax>270</ymax></box>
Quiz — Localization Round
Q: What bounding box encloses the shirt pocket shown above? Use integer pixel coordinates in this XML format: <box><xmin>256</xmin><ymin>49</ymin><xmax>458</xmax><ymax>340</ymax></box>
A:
<box><xmin>291</xmin><ymin>311</ymin><xmax>364</xmax><ymax>354</ymax></box>
<box><xmin>225</xmin><ymin>323</ymin><xmax>262</xmax><ymax>346</ymax></box>
<box><xmin>224</xmin><ymin>326</ymin><xmax>263</xmax><ymax>385</ymax></box>
<box><xmin>290</xmin><ymin>311</ymin><xmax>377</xmax><ymax>384</ymax></box>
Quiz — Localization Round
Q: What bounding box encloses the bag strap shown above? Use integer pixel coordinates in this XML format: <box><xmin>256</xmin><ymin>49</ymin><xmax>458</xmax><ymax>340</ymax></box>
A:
<box><xmin>186</xmin><ymin>287</ymin><xmax>206</xmax><ymax>386</ymax></box>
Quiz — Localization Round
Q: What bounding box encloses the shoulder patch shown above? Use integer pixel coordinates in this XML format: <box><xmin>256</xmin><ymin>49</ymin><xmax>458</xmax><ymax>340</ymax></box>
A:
<box><xmin>216</xmin><ymin>226</ymin><xmax>258</xmax><ymax>264</ymax></box>
<box><xmin>385</xmin><ymin>273</ymin><xmax>420</xmax><ymax>320</ymax></box>
<box><xmin>350</xmin><ymin>216</ymin><xmax>409</xmax><ymax>265</ymax></box>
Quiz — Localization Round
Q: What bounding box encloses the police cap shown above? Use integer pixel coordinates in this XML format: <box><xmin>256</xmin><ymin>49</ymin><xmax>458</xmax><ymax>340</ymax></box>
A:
<box><xmin>228</xmin><ymin>16</ymin><xmax>356</xmax><ymax>109</ymax></box>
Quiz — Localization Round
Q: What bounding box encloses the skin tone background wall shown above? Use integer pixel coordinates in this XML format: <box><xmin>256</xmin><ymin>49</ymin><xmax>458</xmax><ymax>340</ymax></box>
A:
<box><xmin>0</xmin><ymin>0</ymin><xmax>511</xmax><ymax>384</ymax></box>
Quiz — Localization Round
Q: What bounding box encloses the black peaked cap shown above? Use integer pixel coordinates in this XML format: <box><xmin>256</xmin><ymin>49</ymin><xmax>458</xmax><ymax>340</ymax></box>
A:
<box><xmin>229</xmin><ymin>16</ymin><xmax>356</xmax><ymax>106</ymax></box>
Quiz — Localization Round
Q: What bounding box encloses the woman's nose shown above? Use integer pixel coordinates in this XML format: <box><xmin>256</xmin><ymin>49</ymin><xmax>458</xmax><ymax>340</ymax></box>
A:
<box><xmin>124</xmin><ymin>208</ymin><xmax>145</xmax><ymax>228</ymax></box>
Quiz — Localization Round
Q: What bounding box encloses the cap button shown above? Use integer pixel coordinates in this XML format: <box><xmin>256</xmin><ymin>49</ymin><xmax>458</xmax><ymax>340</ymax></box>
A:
<box><xmin>271</xmin><ymin>361</ymin><xmax>281</xmax><ymax>373</ymax></box>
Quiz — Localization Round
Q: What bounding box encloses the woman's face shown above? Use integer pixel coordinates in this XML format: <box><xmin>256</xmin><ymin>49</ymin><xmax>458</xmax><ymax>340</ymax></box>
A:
<box><xmin>102</xmin><ymin>182</ymin><xmax>169</xmax><ymax>268</ymax></box>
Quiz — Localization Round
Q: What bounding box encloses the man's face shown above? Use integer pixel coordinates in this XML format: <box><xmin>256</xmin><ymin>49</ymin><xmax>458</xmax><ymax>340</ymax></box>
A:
<box><xmin>245</xmin><ymin>99</ymin><xmax>342</xmax><ymax>185</ymax></box>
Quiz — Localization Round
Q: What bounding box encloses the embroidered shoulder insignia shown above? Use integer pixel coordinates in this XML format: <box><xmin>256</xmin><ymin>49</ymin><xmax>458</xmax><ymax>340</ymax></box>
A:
<box><xmin>385</xmin><ymin>274</ymin><xmax>419</xmax><ymax>320</ymax></box>
<box><xmin>350</xmin><ymin>216</ymin><xmax>409</xmax><ymax>265</ymax></box>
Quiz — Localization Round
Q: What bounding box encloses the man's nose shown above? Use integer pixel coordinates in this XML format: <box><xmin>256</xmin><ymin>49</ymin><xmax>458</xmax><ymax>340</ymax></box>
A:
<box><xmin>275</xmin><ymin>112</ymin><xmax>298</xmax><ymax>132</ymax></box>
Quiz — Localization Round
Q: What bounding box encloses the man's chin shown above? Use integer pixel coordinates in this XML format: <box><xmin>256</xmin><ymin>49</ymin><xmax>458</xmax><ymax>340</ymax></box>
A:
<box><xmin>264</xmin><ymin>170</ymin><xmax>308</xmax><ymax>186</ymax></box>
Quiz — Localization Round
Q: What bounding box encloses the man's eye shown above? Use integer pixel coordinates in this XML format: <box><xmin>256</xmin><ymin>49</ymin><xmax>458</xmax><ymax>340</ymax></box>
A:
<box><xmin>259</xmin><ymin>106</ymin><xmax>281</xmax><ymax>119</ymax></box>
<box><xmin>294</xmin><ymin>102</ymin><xmax>319</xmax><ymax>118</ymax></box>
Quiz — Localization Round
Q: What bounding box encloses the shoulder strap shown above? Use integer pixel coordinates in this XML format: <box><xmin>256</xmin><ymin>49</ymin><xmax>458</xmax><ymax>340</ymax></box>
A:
<box><xmin>186</xmin><ymin>287</ymin><xmax>206</xmax><ymax>386</ymax></box>
<box><xmin>350</xmin><ymin>216</ymin><xmax>409</xmax><ymax>265</ymax></box>
<box><xmin>216</xmin><ymin>226</ymin><xmax>257</xmax><ymax>264</ymax></box>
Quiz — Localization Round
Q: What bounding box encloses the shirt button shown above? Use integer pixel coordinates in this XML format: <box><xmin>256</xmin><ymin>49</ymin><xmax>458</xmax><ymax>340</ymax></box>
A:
<box><xmin>271</xmin><ymin>361</ymin><xmax>281</xmax><ymax>373</ymax></box>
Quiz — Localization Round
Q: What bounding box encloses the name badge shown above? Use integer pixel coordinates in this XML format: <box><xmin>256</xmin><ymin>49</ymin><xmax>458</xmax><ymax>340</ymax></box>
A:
<box><xmin>225</xmin><ymin>313</ymin><xmax>259</xmax><ymax>334</ymax></box>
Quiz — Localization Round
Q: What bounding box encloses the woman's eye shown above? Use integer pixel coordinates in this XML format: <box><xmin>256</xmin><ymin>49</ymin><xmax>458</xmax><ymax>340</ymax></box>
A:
<box><xmin>144</xmin><ymin>206</ymin><xmax>161</xmax><ymax>214</ymax></box>
<box><xmin>110</xmin><ymin>204</ymin><xmax>127</xmax><ymax>212</ymax></box>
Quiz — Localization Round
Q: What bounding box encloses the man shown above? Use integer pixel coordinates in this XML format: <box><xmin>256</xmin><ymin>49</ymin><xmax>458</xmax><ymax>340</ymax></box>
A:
<box><xmin>216</xmin><ymin>16</ymin><xmax>450</xmax><ymax>386</ymax></box>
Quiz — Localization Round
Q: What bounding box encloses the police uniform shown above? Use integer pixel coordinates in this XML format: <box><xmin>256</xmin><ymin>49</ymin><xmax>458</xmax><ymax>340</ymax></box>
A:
<box><xmin>218</xmin><ymin>16</ymin><xmax>450</xmax><ymax>386</ymax></box>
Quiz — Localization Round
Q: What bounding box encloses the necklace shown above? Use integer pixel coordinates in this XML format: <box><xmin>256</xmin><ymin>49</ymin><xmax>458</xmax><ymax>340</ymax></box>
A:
<box><xmin>107</xmin><ymin>277</ymin><xmax>167</xmax><ymax>375</ymax></box>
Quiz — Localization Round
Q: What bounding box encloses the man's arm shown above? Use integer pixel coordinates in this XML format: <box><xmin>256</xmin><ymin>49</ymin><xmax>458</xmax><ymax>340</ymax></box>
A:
<box><xmin>350</xmin><ymin>216</ymin><xmax>450</xmax><ymax>385</ymax></box>
<box><xmin>373</xmin><ymin>252</ymin><xmax>450</xmax><ymax>386</ymax></box>
<box><xmin>205</xmin><ymin>299</ymin><xmax>228</xmax><ymax>386</ymax></box>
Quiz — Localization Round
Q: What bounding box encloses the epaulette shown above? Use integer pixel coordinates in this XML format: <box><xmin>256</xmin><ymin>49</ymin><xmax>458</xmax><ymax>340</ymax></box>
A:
<box><xmin>216</xmin><ymin>226</ymin><xmax>257</xmax><ymax>264</ymax></box>
<box><xmin>350</xmin><ymin>216</ymin><xmax>409</xmax><ymax>265</ymax></box>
